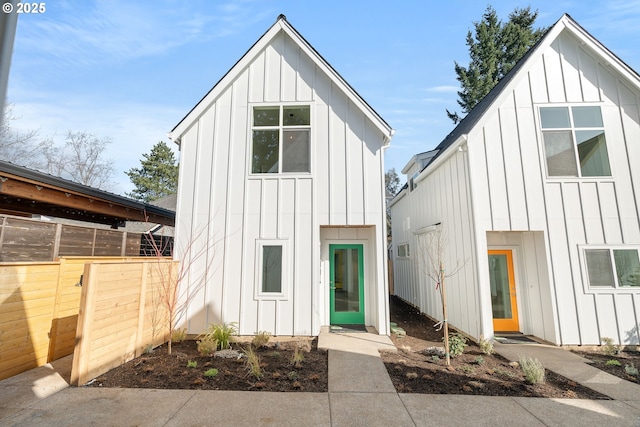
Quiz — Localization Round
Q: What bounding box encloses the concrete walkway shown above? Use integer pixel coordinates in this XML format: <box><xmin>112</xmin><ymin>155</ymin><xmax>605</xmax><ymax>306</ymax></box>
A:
<box><xmin>1</xmin><ymin>330</ymin><xmax>640</xmax><ymax>426</ymax></box>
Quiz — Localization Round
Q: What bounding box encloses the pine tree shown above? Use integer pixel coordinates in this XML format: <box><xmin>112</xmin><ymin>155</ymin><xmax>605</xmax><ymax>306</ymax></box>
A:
<box><xmin>126</xmin><ymin>141</ymin><xmax>179</xmax><ymax>202</ymax></box>
<box><xmin>447</xmin><ymin>6</ymin><xmax>546</xmax><ymax>124</ymax></box>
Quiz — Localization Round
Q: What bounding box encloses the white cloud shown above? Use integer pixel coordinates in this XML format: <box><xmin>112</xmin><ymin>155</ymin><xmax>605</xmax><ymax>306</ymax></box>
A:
<box><xmin>425</xmin><ymin>85</ymin><xmax>458</xmax><ymax>93</ymax></box>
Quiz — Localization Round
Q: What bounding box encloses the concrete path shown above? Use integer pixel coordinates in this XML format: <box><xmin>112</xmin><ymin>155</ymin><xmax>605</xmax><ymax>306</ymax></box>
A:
<box><xmin>2</xmin><ymin>330</ymin><xmax>640</xmax><ymax>426</ymax></box>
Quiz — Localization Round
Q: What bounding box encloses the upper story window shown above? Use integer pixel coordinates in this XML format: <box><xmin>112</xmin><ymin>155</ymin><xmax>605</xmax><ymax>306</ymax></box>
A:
<box><xmin>252</xmin><ymin>105</ymin><xmax>310</xmax><ymax>174</ymax></box>
<box><xmin>539</xmin><ymin>105</ymin><xmax>611</xmax><ymax>178</ymax></box>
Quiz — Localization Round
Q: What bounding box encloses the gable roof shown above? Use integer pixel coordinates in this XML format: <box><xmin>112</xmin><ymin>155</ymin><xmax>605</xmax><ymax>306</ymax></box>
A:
<box><xmin>422</xmin><ymin>13</ymin><xmax>640</xmax><ymax>174</ymax></box>
<box><xmin>169</xmin><ymin>14</ymin><xmax>394</xmax><ymax>144</ymax></box>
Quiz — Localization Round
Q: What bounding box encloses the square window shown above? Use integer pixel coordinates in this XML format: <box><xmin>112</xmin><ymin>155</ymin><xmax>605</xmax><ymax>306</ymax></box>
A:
<box><xmin>251</xmin><ymin>106</ymin><xmax>311</xmax><ymax>174</ymax></box>
<box><xmin>539</xmin><ymin>105</ymin><xmax>611</xmax><ymax>178</ymax></box>
<box><xmin>262</xmin><ymin>246</ymin><xmax>282</xmax><ymax>293</ymax></box>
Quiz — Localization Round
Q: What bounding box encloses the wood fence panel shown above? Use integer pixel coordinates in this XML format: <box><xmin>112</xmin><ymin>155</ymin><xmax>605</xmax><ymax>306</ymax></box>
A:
<box><xmin>0</xmin><ymin>262</ymin><xmax>60</xmax><ymax>380</ymax></box>
<box><xmin>58</xmin><ymin>225</ymin><xmax>95</xmax><ymax>256</ymax></box>
<box><xmin>71</xmin><ymin>259</ymin><xmax>175</xmax><ymax>385</ymax></box>
<box><xmin>93</xmin><ymin>230</ymin><xmax>123</xmax><ymax>256</ymax></box>
<box><xmin>0</xmin><ymin>218</ymin><xmax>56</xmax><ymax>262</ymax></box>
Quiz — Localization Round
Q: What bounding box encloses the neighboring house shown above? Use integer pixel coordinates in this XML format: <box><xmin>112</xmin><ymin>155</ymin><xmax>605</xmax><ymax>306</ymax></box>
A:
<box><xmin>390</xmin><ymin>14</ymin><xmax>640</xmax><ymax>346</ymax></box>
<box><xmin>169</xmin><ymin>15</ymin><xmax>394</xmax><ymax>336</ymax></box>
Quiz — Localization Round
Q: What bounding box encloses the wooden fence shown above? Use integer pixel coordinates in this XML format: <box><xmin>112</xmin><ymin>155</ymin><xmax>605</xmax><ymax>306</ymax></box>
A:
<box><xmin>71</xmin><ymin>259</ymin><xmax>177</xmax><ymax>386</ymax></box>
<box><xmin>0</xmin><ymin>257</ymin><xmax>175</xmax><ymax>382</ymax></box>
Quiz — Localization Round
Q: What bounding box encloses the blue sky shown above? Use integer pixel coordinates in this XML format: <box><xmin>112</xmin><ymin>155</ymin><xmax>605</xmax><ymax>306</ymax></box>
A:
<box><xmin>7</xmin><ymin>0</ymin><xmax>640</xmax><ymax>195</ymax></box>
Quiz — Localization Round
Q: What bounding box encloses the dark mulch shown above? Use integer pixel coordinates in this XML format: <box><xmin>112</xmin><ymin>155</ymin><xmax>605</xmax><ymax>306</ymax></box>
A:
<box><xmin>572</xmin><ymin>349</ymin><xmax>640</xmax><ymax>384</ymax></box>
<box><xmin>381</xmin><ymin>295</ymin><xmax>611</xmax><ymax>399</ymax></box>
<box><xmin>86</xmin><ymin>338</ymin><xmax>327</xmax><ymax>392</ymax></box>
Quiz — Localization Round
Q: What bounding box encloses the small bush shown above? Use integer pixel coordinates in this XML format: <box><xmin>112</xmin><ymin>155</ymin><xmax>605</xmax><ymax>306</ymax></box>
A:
<box><xmin>244</xmin><ymin>346</ymin><xmax>262</xmax><ymax>380</ymax></box>
<box><xmin>625</xmin><ymin>363</ymin><xmax>639</xmax><ymax>376</ymax></box>
<box><xmin>605</xmin><ymin>359</ymin><xmax>621</xmax><ymax>366</ymax></box>
<box><xmin>601</xmin><ymin>337</ymin><xmax>620</xmax><ymax>356</ymax></box>
<box><xmin>172</xmin><ymin>328</ymin><xmax>187</xmax><ymax>343</ymax></box>
<box><xmin>187</xmin><ymin>360</ymin><xmax>197</xmax><ymax>368</ymax></box>
<box><xmin>204</xmin><ymin>368</ymin><xmax>219</xmax><ymax>378</ymax></box>
<box><xmin>252</xmin><ymin>331</ymin><xmax>271</xmax><ymax>349</ymax></box>
<box><xmin>197</xmin><ymin>337</ymin><xmax>217</xmax><ymax>356</ymax></box>
<box><xmin>291</xmin><ymin>342</ymin><xmax>305</xmax><ymax>368</ymax></box>
<box><xmin>474</xmin><ymin>356</ymin><xmax>485</xmax><ymax>365</ymax></box>
<box><xmin>200</xmin><ymin>322</ymin><xmax>238</xmax><ymax>350</ymax></box>
<box><xmin>446</xmin><ymin>333</ymin><xmax>468</xmax><ymax>357</ymax></box>
<box><xmin>520</xmin><ymin>357</ymin><xmax>545</xmax><ymax>384</ymax></box>
<box><xmin>478</xmin><ymin>335</ymin><xmax>494</xmax><ymax>355</ymax></box>
<box><xmin>287</xmin><ymin>371</ymin><xmax>298</xmax><ymax>381</ymax></box>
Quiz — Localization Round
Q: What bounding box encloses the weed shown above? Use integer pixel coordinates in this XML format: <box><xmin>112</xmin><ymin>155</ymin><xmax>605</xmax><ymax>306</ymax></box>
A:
<box><xmin>200</xmin><ymin>322</ymin><xmax>238</xmax><ymax>350</ymax></box>
<box><xmin>601</xmin><ymin>337</ymin><xmax>620</xmax><ymax>356</ymax></box>
<box><xmin>494</xmin><ymin>368</ymin><xmax>515</xmax><ymax>379</ymax></box>
<box><xmin>196</xmin><ymin>337</ymin><xmax>217</xmax><ymax>356</ymax></box>
<box><xmin>287</xmin><ymin>371</ymin><xmax>298</xmax><ymax>381</ymax></box>
<box><xmin>143</xmin><ymin>344</ymin><xmax>154</xmax><ymax>354</ymax></box>
<box><xmin>244</xmin><ymin>346</ymin><xmax>262</xmax><ymax>380</ymax></box>
<box><xmin>204</xmin><ymin>368</ymin><xmax>219</xmax><ymax>378</ymax></box>
<box><xmin>625</xmin><ymin>363</ymin><xmax>639</xmax><ymax>376</ymax></box>
<box><xmin>460</xmin><ymin>365</ymin><xmax>476</xmax><ymax>374</ymax></box>
<box><xmin>605</xmin><ymin>359</ymin><xmax>621</xmax><ymax>366</ymax></box>
<box><xmin>172</xmin><ymin>328</ymin><xmax>187</xmax><ymax>343</ymax></box>
<box><xmin>291</xmin><ymin>342</ymin><xmax>305</xmax><ymax>368</ymax></box>
<box><xmin>519</xmin><ymin>357</ymin><xmax>546</xmax><ymax>384</ymax></box>
<box><xmin>474</xmin><ymin>356</ymin><xmax>485</xmax><ymax>365</ymax></box>
<box><xmin>252</xmin><ymin>331</ymin><xmax>271</xmax><ymax>349</ymax></box>
<box><xmin>446</xmin><ymin>333</ymin><xmax>468</xmax><ymax>357</ymax></box>
<box><xmin>478</xmin><ymin>335</ymin><xmax>494</xmax><ymax>355</ymax></box>
<box><xmin>187</xmin><ymin>360</ymin><xmax>197</xmax><ymax>368</ymax></box>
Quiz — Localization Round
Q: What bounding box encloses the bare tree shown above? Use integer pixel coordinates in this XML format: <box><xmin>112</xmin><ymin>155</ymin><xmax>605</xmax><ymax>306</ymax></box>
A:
<box><xmin>0</xmin><ymin>103</ymin><xmax>41</xmax><ymax>166</ymax></box>
<box><xmin>40</xmin><ymin>130</ymin><xmax>115</xmax><ymax>190</ymax></box>
<box><xmin>415</xmin><ymin>224</ymin><xmax>465</xmax><ymax>365</ymax></box>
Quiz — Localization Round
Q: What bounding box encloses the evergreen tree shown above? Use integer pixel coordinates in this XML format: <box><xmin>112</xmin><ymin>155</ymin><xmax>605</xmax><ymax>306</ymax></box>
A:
<box><xmin>126</xmin><ymin>141</ymin><xmax>179</xmax><ymax>202</ymax></box>
<box><xmin>447</xmin><ymin>6</ymin><xmax>546</xmax><ymax>124</ymax></box>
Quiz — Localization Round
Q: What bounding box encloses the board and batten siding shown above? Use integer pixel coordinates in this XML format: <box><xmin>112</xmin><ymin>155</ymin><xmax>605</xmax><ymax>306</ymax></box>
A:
<box><xmin>175</xmin><ymin>31</ymin><xmax>387</xmax><ymax>336</ymax></box>
<box><xmin>467</xmin><ymin>30</ymin><xmax>640</xmax><ymax>345</ymax></box>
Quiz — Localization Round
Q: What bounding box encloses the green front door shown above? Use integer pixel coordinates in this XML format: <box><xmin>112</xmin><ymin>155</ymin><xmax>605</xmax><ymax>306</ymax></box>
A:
<box><xmin>329</xmin><ymin>244</ymin><xmax>364</xmax><ymax>325</ymax></box>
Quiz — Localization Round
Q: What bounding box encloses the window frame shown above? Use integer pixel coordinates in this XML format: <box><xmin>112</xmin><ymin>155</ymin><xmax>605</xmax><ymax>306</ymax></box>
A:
<box><xmin>537</xmin><ymin>104</ymin><xmax>612</xmax><ymax>179</ymax></box>
<box><xmin>254</xmin><ymin>239</ymin><xmax>289</xmax><ymax>300</ymax></box>
<box><xmin>580</xmin><ymin>245</ymin><xmax>640</xmax><ymax>292</ymax></box>
<box><xmin>397</xmin><ymin>242</ymin><xmax>411</xmax><ymax>259</ymax></box>
<box><xmin>250</xmin><ymin>104</ymin><xmax>312</xmax><ymax>176</ymax></box>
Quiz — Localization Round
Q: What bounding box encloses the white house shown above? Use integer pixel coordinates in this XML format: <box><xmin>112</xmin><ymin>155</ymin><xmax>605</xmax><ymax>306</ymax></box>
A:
<box><xmin>169</xmin><ymin>15</ymin><xmax>394</xmax><ymax>336</ymax></box>
<box><xmin>390</xmin><ymin>14</ymin><xmax>640</xmax><ymax>346</ymax></box>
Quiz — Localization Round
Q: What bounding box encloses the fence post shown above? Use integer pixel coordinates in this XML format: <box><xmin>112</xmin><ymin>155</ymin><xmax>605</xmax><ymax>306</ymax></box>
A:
<box><xmin>70</xmin><ymin>262</ymin><xmax>98</xmax><ymax>386</ymax></box>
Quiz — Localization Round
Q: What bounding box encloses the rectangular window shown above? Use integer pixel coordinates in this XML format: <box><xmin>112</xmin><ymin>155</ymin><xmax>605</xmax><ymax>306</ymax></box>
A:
<box><xmin>252</xmin><ymin>105</ymin><xmax>310</xmax><ymax>174</ymax></box>
<box><xmin>540</xmin><ymin>105</ymin><xmax>611</xmax><ymax>177</ymax></box>
<box><xmin>584</xmin><ymin>248</ymin><xmax>640</xmax><ymax>288</ymax></box>
<box><xmin>397</xmin><ymin>243</ymin><xmax>410</xmax><ymax>258</ymax></box>
<box><xmin>262</xmin><ymin>245</ymin><xmax>282</xmax><ymax>293</ymax></box>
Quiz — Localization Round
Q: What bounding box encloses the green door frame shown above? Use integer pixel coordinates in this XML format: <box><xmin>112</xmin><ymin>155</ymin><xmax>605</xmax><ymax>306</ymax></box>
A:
<box><xmin>329</xmin><ymin>244</ymin><xmax>364</xmax><ymax>324</ymax></box>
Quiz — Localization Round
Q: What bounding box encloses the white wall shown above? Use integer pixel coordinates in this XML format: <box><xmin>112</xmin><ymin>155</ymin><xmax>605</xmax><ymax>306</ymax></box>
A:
<box><xmin>174</xmin><ymin>30</ymin><xmax>388</xmax><ymax>336</ymax></box>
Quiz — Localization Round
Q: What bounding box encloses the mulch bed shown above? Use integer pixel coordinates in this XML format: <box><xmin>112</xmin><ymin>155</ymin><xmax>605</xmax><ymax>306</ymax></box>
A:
<box><xmin>572</xmin><ymin>349</ymin><xmax>640</xmax><ymax>384</ymax></box>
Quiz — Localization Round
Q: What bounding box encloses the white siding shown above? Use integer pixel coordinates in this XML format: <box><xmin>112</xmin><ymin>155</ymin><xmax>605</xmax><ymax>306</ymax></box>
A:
<box><xmin>175</xmin><ymin>30</ymin><xmax>388</xmax><ymax>336</ymax></box>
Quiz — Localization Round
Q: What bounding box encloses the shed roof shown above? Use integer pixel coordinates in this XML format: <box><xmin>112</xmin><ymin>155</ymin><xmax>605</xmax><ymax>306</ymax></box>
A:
<box><xmin>0</xmin><ymin>160</ymin><xmax>175</xmax><ymax>227</ymax></box>
<box><xmin>169</xmin><ymin>14</ymin><xmax>393</xmax><ymax>144</ymax></box>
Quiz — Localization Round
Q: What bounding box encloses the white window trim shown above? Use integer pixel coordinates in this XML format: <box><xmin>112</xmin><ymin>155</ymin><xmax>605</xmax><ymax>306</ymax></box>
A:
<box><xmin>579</xmin><ymin>244</ymin><xmax>640</xmax><ymax>293</ymax></box>
<box><xmin>535</xmin><ymin>103</ymin><xmax>613</xmax><ymax>181</ymax></box>
<box><xmin>396</xmin><ymin>242</ymin><xmax>411</xmax><ymax>259</ymax></box>
<box><xmin>249</xmin><ymin>103</ymin><xmax>312</xmax><ymax>177</ymax></box>
<box><xmin>254</xmin><ymin>239</ymin><xmax>290</xmax><ymax>300</ymax></box>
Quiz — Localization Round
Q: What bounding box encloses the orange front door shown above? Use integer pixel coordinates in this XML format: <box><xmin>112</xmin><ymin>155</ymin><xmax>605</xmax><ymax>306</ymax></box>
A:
<box><xmin>488</xmin><ymin>250</ymin><xmax>519</xmax><ymax>332</ymax></box>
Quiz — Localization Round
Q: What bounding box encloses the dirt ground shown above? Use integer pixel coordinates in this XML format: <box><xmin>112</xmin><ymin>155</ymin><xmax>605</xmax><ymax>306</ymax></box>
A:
<box><xmin>572</xmin><ymin>349</ymin><xmax>640</xmax><ymax>384</ymax></box>
<box><xmin>87</xmin><ymin>295</ymin><xmax>637</xmax><ymax>397</ymax></box>
<box><xmin>380</xmin><ymin>296</ymin><xmax>611</xmax><ymax>398</ymax></box>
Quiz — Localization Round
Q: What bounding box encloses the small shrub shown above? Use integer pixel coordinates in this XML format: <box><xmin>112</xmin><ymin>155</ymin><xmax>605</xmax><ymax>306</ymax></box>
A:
<box><xmin>252</xmin><ymin>331</ymin><xmax>271</xmax><ymax>349</ymax></box>
<box><xmin>204</xmin><ymin>368</ymin><xmax>219</xmax><ymax>378</ymax></box>
<box><xmin>187</xmin><ymin>360</ymin><xmax>197</xmax><ymax>368</ymax></box>
<box><xmin>446</xmin><ymin>333</ymin><xmax>468</xmax><ymax>357</ymax></box>
<box><xmin>287</xmin><ymin>371</ymin><xmax>298</xmax><ymax>381</ymax></box>
<box><xmin>291</xmin><ymin>342</ymin><xmax>305</xmax><ymax>368</ymax></box>
<box><xmin>172</xmin><ymin>328</ymin><xmax>187</xmax><ymax>343</ymax></box>
<box><xmin>200</xmin><ymin>322</ymin><xmax>238</xmax><ymax>350</ymax></box>
<box><xmin>244</xmin><ymin>346</ymin><xmax>262</xmax><ymax>379</ymax></box>
<box><xmin>474</xmin><ymin>356</ymin><xmax>485</xmax><ymax>365</ymax></box>
<box><xmin>625</xmin><ymin>363</ymin><xmax>639</xmax><ymax>376</ymax></box>
<box><xmin>520</xmin><ymin>357</ymin><xmax>546</xmax><ymax>384</ymax></box>
<box><xmin>478</xmin><ymin>335</ymin><xmax>494</xmax><ymax>355</ymax></box>
<box><xmin>601</xmin><ymin>337</ymin><xmax>620</xmax><ymax>356</ymax></box>
<box><xmin>197</xmin><ymin>337</ymin><xmax>217</xmax><ymax>356</ymax></box>
<box><xmin>605</xmin><ymin>359</ymin><xmax>621</xmax><ymax>366</ymax></box>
